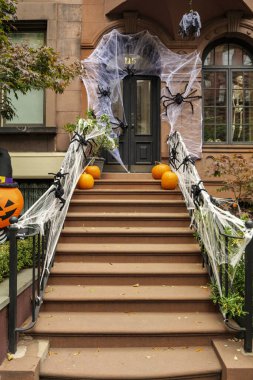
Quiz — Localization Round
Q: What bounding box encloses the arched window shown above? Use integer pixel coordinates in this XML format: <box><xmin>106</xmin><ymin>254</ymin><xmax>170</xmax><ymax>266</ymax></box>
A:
<box><xmin>202</xmin><ymin>39</ymin><xmax>253</xmax><ymax>144</ymax></box>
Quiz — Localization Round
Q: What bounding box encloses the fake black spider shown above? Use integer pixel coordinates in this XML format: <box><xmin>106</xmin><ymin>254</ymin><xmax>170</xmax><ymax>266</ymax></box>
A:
<box><xmin>110</xmin><ymin>117</ymin><xmax>128</xmax><ymax>136</ymax></box>
<box><xmin>97</xmin><ymin>85</ymin><xmax>111</xmax><ymax>99</ymax></box>
<box><xmin>177</xmin><ymin>154</ymin><xmax>196</xmax><ymax>172</ymax></box>
<box><xmin>168</xmin><ymin>140</ymin><xmax>181</xmax><ymax>170</ymax></box>
<box><xmin>161</xmin><ymin>83</ymin><xmax>202</xmax><ymax>114</ymax></box>
<box><xmin>191</xmin><ymin>180</ymin><xmax>207</xmax><ymax>208</ymax></box>
<box><xmin>123</xmin><ymin>65</ymin><xmax>136</xmax><ymax>77</ymax></box>
<box><xmin>48</xmin><ymin>171</ymin><xmax>69</xmax><ymax>211</ymax></box>
<box><xmin>70</xmin><ymin>132</ymin><xmax>97</xmax><ymax>159</ymax></box>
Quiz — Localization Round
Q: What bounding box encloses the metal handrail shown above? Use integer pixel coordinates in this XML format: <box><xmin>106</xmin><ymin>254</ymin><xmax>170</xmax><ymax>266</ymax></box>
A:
<box><xmin>8</xmin><ymin>218</ymin><xmax>50</xmax><ymax>353</ymax></box>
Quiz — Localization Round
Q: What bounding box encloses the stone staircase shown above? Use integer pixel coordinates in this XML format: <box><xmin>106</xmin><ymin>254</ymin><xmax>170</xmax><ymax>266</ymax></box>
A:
<box><xmin>25</xmin><ymin>173</ymin><xmax>230</xmax><ymax>379</ymax></box>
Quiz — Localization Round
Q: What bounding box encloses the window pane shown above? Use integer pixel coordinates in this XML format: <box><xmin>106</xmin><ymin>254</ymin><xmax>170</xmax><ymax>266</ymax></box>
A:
<box><xmin>203</xmin><ymin>72</ymin><xmax>215</xmax><ymax>88</ymax></box>
<box><xmin>204</xmin><ymin>50</ymin><xmax>214</xmax><ymax>66</ymax></box>
<box><xmin>204</xmin><ymin>107</ymin><xmax>215</xmax><ymax>124</ymax></box>
<box><xmin>215</xmin><ymin>44</ymin><xmax>229</xmax><ymax>66</ymax></box>
<box><xmin>216</xmin><ymin>125</ymin><xmax>226</xmax><ymax>142</ymax></box>
<box><xmin>7</xmin><ymin>90</ymin><xmax>44</xmax><ymax>124</ymax></box>
<box><xmin>136</xmin><ymin>80</ymin><xmax>151</xmax><ymax>135</ymax></box>
<box><xmin>204</xmin><ymin>125</ymin><xmax>215</xmax><ymax>142</ymax></box>
<box><xmin>243</xmin><ymin>51</ymin><xmax>253</xmax><ymax>66</ymax></box>
<box><xmin>6</xmin><ymin>32</ymin><xmax>45</xmax><ymax>125</ymax></box>
<box><xmin>229</xmin><ymin>45</ymin><xmax>243</xmax><ymax>65</ymax></box>
<box><xmin>244</xmin><ymin>72</ymin><xmax>253</xmax><ymax>89</ymax></box>
<box><xmin>216</xmin><ymin>107</ymin><xmax>227</xmax><ymax>124</ymax></box>
<box><xmin>203</xmin><ymin>88</ymin><xmax>215</xmax><ymax>106</ymax></box>
<box><xmin>10</xmin><ymin>32</ymin><xmax>44</xmax><ymax>48</ymax></box>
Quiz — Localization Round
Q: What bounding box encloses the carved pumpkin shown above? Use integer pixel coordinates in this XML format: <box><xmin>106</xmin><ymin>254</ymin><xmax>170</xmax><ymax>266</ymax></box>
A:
<box><xmin>152</xmin><ymin>163</ymin><xmax>171</xmax><ymax>179</ymax></box>
<box><xmin>85</xmin><ymin>165</ymin><xmax>101</xmax><ymax>179</ymax></box>
<box><xmin>0</xmin><ymin>187</ymin><xmax>24</xmax><ymax>228</ymax></box>
<box><xmin>77</xmin><ymin>173</ymin><xmax>94</xmax><ymax>189</ymax></box>
<box><xmin>161</xmin><ymin>171</ymin><xmax>179</xmax><ymax>190</ymax></box>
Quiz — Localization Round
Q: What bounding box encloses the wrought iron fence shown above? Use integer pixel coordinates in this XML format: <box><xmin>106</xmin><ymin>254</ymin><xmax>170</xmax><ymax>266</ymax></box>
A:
<box><xmin>8</xmin><ymin>219</ymin><xmax>51</xmax><ymax>353</ymax></box>
<box><xmin>19</xmin><ymin>181</ymin><xmax>51</xmax><ymax>213</ymax></box>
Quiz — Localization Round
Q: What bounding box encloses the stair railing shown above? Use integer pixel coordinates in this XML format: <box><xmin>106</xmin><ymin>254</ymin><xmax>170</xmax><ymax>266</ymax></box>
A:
<box><xmin>168</xmin><ymin>131</ymin><xmax>253</xmax><ymax>353</ymax></box>
<box><xmin>7</xmin><ymin>122</ymin><xmax>107</xmax><ymax>353</ymax></box>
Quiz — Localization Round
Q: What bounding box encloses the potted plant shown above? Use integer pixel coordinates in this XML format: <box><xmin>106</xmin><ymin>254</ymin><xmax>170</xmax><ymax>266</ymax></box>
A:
<box><xmin>64</xmin><ymin>110</ymin><xmax>118</xmax><ymax>171</ymax></box>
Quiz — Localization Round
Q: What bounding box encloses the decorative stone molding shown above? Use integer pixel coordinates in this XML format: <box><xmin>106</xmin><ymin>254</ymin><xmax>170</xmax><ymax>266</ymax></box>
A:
<box><xmin>123</xmin><ymin>11</ymin><xmax>138</xmax><ymax>34</ymax></box>
<box><xmin>198</xmin><ymin>17</ymin><xmax>253</xmax><ymax>53</ymax></box>
<box><xmin>82</xmin><ymin>15</ymin><xmax>172</xmax><ymax>49</ymax></box>
<box><xmin>227</xmin><ymin>11</ymin><xmax>243</xmax><ymax>33</ymax></box>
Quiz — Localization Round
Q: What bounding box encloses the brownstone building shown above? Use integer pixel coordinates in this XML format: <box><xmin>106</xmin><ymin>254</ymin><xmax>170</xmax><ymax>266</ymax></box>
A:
<box><xmin>2</xmin><ymin>0</ymin><xmax>253</xmax><ymax>186</ymax></box>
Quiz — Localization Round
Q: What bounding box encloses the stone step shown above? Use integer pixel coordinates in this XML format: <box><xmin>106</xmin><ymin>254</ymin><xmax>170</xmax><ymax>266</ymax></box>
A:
<box><xmin>40</xmin><ymin>346</ymin><xmax>221</xmax><ymax>380</ymax></box>
<box><xmin>72</xmin><ymin>189</ymin><xmax>183</xmax><ymax>200</ymax></box>
<box><xmin>55</xmin><ymin>243</ymin><xmax>202</xmax><ymax>263</ymax></box>
<box><xmin>48</xmin><ymin>262</ymin><xmax>208</xmax><ymax>286</ymax></box>
<box><xmin>68</xmin><ymin>199</ymin><xmax>187</xmax><ymax>213</ymax></box>
<box><xmin>91</xmin><ymin>179</ymin><xmax>168</xmax><ymax>190</ymax></box>
<box><xmin>27</xmin><ymin>311</ymin><xmax>229</xmax><ymax>348</ymax></box>
<box><xmin>42</xmin><ymin>284</ymin><xmax>216</xmax><ymax>313</ymax></box>
<box><xmin>64</xmin><ymin>212</ymin><xmax>190</xmax><ymax>227</ymax></box>
<box><xmin>59</xmin><ymin>227</ymin><xmax>196</xmax><ymax>244</ymax></box>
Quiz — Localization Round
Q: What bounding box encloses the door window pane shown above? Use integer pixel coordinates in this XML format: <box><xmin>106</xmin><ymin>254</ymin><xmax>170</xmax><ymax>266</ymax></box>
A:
<box><xmin>136</xmin><ymin>80</ymin><xmax>151</xmax><ymax>135</ymax></box>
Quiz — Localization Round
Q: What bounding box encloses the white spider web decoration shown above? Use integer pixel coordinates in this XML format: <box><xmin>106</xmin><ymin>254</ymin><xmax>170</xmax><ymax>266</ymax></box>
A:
<box><xmin>81</xmin><ymin>29</ymin><xmax>202</xmax><ymax>160</ymax></box>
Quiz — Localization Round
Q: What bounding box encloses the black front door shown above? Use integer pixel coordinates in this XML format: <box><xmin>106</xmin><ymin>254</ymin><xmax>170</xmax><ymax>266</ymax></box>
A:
<box><xmin>105</xmin><ymin>75</ymin><xmax>161</xmax><ymax>172</ymax></box>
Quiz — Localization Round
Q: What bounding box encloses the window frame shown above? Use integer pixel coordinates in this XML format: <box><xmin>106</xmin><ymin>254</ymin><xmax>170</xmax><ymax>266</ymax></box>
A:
<box><xmin>2</xmin><ymin>20</ymin><xmax>47</xmax><ymax>129</ymax></box>
<box><xmin>202</xmin><ymin>38</ymin><xmax>253</xmax><ymax>145</ymax></box>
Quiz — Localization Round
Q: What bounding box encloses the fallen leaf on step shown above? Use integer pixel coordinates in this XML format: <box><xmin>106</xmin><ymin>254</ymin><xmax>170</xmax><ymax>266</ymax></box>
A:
<box><xmin>234</xmin><ymin>356</ymin><xmax>238</xmax><ymax>360</ymax></box>
<box><xmin>109</xmin><ymin>263</ymin><xmax>113</xmax><ymax>265</ymax></box>
<box><xmin>48</xmin><ymin>351</ymin><xmax>58</xmax><ymax>356</ymax></box>
<box><xmin>195</xmin><ymin>348</ymin><xmax>204</xmax><ymax>352</ymax></box>
<box><xmin>146</xmin><ymin>356</ymin><xmax>151</xmax><ymax>359</ymax></box>
<box><xmin>7</xmin><ymin>353</ymin><xmax>14</xmax><ymax>361</ymax></box>
<box><xmin>200</xmin><ymin>286</ymin><xmax>208</xmax><ymax>289</ymax></box>
<box><xmin>73</xmin><ymin>351</ymin><xmax>81</xmax><ymax>356</ymax></box>
<box><xmin>132</xmin><ymin>283</ymin><xmax>140</xmax><ymax>287</ymax></box>
<box><xmin>45</xmin><ymin>287</ymin><xmax>54</xmax><ymax>293</ymax></box>
<box><xmin>120</xmin><ymin>293</ymin><xmax>126</xmax><ymax>296</ymax></box>
<box><xmin>237</xmin><ymin>349</ymin><xmax>241</xmax><ymax>352</ymax></box>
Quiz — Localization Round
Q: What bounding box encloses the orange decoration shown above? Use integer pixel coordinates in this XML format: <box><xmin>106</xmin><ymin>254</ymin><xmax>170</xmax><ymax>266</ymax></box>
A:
<box><xmin>161</xmin><ymin>171</ymin><xmax>178</xmax><ymax>190</ymax></box>
<box><xmin>77</xmin><ymin>173</ymin><xmax>94</xmax><ymax>189</ymax></box>
<box><xmin>85</xmin><ymin>165</ymin><xmax>101</xmax><ymax>179</ymax></box>
<box><xmin>151</xmin><ymin>163</ymin><xmax>171</xmax><ymax>179</ymax></box>
<box><xmin>0</xmin><ymin>187</ymin><xmax>24</xmax><ymax>228</ymax></box>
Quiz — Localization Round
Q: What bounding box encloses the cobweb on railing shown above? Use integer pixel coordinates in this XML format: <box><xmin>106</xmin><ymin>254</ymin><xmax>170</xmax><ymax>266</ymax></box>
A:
<box><xmin>168</xmin><ymin>131</ymin><xmax>253</xmax><ymax>295</ymax></box>
<box><xmin>14</xmin><ymin>122</ymin><xmax>107</xmax><ymax>286</ymax></box>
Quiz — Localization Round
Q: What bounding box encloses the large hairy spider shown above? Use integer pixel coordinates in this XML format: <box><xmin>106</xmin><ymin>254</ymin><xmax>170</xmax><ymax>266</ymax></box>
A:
<box><xmin>161</xmin><ymin>83</ymin><xmax>202</xmax><ymax>114</ymax></box>
<box><xmin>97</xmin><ymin>85</ymin><xmax>111</xmax><ymax>99</ymax></box>
<box><xmin>70</xmin><ymin>132</ymin><xmax>97</xmax><ymax>159</ymax></box>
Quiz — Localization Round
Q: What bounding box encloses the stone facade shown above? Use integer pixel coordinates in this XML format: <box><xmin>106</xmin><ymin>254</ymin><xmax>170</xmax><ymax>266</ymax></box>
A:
<box><xmin>2</xmin><ymin>0</ymin><xmax>253</xmax><ymax>183</ymax></box>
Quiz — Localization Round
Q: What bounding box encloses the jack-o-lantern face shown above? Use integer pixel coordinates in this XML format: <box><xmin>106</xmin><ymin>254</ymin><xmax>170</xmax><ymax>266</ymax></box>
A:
<box><xmin>0</xmin><ymin>188</ymin><xmax>24</xmax><ymax>228</ymax></box>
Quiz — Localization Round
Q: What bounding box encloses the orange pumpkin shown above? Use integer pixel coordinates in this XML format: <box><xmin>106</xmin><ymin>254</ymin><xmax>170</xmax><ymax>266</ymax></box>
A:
<box><xmin>85</xmin><ymin>165</ymin><xmax>101</xmax><ymax>179</ymax></box>
<box><xmin>152</xmin><ymin>163</ymin><xmax>171</xmax><ymax>180</ymax></box>
<box><xmin>77</xmin><ymin>173</ymin><xmax>94</xmax><ymax>189</ymax></box>
<box><xmin>161</xmin><ymin>171</ymin><xmax>178</xmax><ymax>190</ymax></box>
<box><xmin>0</xmin><ymin>187</ymin><xmax>24</xmax><ymax>228</ymax></box>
